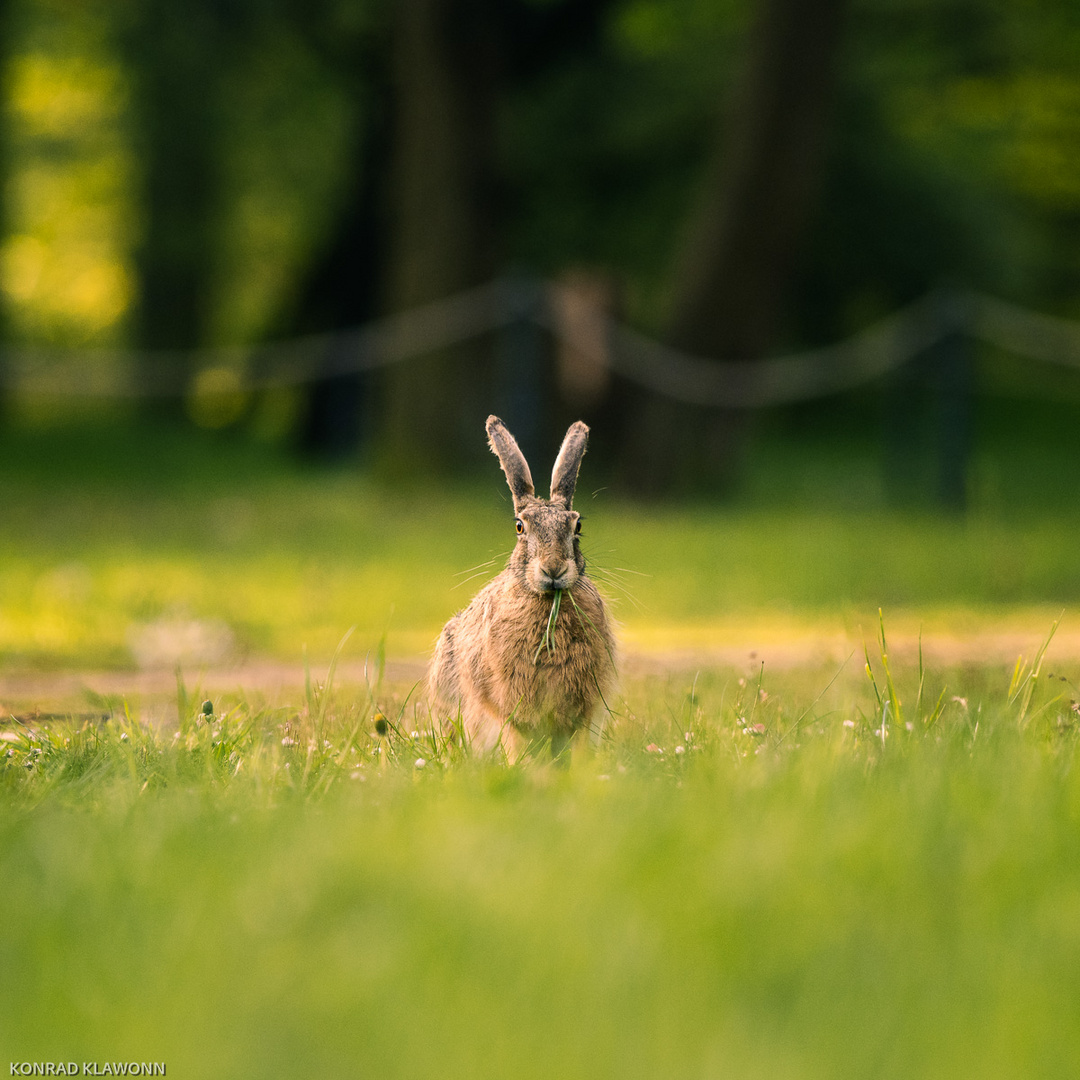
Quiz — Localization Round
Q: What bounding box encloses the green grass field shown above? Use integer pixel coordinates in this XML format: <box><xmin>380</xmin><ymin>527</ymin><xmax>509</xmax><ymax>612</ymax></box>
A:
<box><xmin>2</xmin><ymin>414</ymin><xmax>1080</xmax><ymax>675</ymax></box>
<box><xmin>3</xmin><ymin>415</ymin><xmax>1080</xmax><ymax>1076</ymax></box>
<box><xmin>3</xmin><ymin>643</ymin><xmax>1079</xmax><ymax>1078</ymax></box>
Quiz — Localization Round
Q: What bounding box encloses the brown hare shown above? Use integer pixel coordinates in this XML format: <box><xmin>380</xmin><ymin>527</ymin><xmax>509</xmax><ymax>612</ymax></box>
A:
<box><xmin>428</xmin><ymin>415</ymin><xmax>616</xmax><ymax>760</ymax></box>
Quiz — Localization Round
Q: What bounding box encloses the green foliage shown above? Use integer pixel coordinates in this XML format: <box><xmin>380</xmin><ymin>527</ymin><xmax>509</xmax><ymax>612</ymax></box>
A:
<box><xmin>8</xmin><ymin>0</ymin><xmax>1080</xmax><ymax>354</ymax></box>
<box><xmin>502</xmin><ymin>0</ymin><xmax>748</xmax><ymax>330</ymax></box>
<box><xmin>1</xmin><ymin>0</ymin><xmax>134</xmax><ymax>346</ymax></box>
<box><xmin>208</xmin><ymin>15</ymin><xmax>359</xmax><ymax>345</ymax></box>
<box><xmin>801</xmin><ymin>0</ymin><xmax>1080</xmax><ymax>331</ymax></box>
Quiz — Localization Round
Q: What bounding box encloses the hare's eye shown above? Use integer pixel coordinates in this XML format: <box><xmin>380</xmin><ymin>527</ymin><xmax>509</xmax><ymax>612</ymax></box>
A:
<box><xmin>574</xmin><ymin>519</ymin><xmax>582</xmax><ymax>536</ymax></box>
<box><xmin>515</xmin><ymin>519</ymin><xmax>525</xmax><ymax>535</ymax></box>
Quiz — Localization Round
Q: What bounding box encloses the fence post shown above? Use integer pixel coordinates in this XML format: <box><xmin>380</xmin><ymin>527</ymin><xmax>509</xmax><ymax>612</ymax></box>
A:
<box><xmin>494</xmin><ymin>272</ymin><xmax>547</xmax><ymax>467</ymax></box>
<box><xmin>933</xmin><ymin>287</ymin><xmax>973</xmax><ymax>511</ymax></box>
<box><xmin>882</xmin><ymin>328</ymin><xmax>930</xmax><ymax>507</ymax></box>
<box><xmin>297</xmin><ymin>342</ymin><xmax>366</xmax><ymax>461</ymax></box>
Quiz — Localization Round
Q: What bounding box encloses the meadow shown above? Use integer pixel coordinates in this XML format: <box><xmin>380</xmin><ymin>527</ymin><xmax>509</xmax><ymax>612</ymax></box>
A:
<box><xmin>3</xmin><ymin>412</ymin><xmax>1080</xmax><ymax>1077</ymax></box>
<box><xmin>2</xmin><ymin>409</ymin><xmax>1080</xmax><ymax>676</ymax></box>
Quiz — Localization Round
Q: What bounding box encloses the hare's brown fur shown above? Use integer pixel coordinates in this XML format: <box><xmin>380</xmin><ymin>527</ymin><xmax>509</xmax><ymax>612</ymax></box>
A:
<box><xmin>428</xmin><ymin>417</ymin><xmax>616</xmax><ymax>757</ymax></box>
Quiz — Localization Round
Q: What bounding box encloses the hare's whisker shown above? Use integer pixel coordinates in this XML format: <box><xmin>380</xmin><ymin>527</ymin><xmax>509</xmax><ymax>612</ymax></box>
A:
<box><xmin>452</xmin><ymin>570</ymin><xmax>499</xmax><ymax>591</ymax></box>
<box><xmin>589</xmin><ymin>568</ymin><xmax>647</xmax><ymax>609</ymax></box>
<box><xmin>587</xmin><ymin>553</ymin><xmax>649</xmax><ymax>578</ymax></box>
<box><xmin>453</xmin><ymin>555</ymin><xmax>503</xmax><ymax>577</ymax></box>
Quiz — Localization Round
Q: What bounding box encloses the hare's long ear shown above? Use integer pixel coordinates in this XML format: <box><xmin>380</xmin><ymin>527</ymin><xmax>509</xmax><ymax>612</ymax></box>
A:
<box><xmin>486</xmin><ymin>415</ymin><xmax>535</xmax><ymax>508</ymax></box>
<box><xmin>550</xmin><ymin>421</ymin><xmax>589</xmax><ymax>508</ymax></box>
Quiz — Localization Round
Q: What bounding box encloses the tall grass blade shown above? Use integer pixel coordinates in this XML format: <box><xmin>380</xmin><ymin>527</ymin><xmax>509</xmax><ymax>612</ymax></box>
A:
<box><xmin>1007</xmin><ymin>655</ymin><xmax>1025</xmax><ymax>702</ymax></box>
<box><xmin>533</xmin><ymin>589</ymin><xmax>562</xmax><ymax>665</ymax></box>
<box><xmin>926</xmin><ymin>686</ymin><xmax>948</xmax><ymax>729</ymax></box>
<box><xmin>877</xmin><ymin>608</ymin><xmax>903</xmax><ymax>729</ymax></box>
<box><xmin>1013</xmin><ymin>616</ymin><xmax>1061</xmax><ymax>726</ymax></box>
<box><xmin>777</xmin><ymin>652</ymin><xmax>854</xmax><ymax>746</ymax></box>
<box><xmin>175</xmin><ymin>666</ymin><xmax>189</xmax><ymax>730</ymax></box>
<box><xmin>864</xmin><ymin>640</ymin><xmax>883</xmax><ymax>711</ymax></box>
<box><xmin>375</xmin><ymin>631</ymin><xmax>387</xmax><ymax>688</ymax></box>
<box><xmin>303</xmin><ymin>646</ymin><xmax>315</xmax><ymax>718</ymax></box>
<box><xmin>566</xmin><ymin>589</ymin><xmax>618</xmax><ymax>674</ymax></box>
<box><xmin>319</xmin><ymin>626</ymin><xmax>356</xmax><ymax>727</ymax></box>
<box><xmin>915</xmin><ymin>628</ymin><xmax>925</xmax><ymax>723</ymax></box>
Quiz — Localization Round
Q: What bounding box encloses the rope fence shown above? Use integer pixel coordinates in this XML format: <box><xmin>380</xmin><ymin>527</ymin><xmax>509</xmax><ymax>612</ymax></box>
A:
<box><xmin>3</xmin><ymin>276</ymin><xmax>1080</xmax><ymax>407</ymax></box>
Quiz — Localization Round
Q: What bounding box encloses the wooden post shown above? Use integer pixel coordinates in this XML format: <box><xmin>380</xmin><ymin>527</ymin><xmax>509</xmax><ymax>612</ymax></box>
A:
<box><xmin>933</xmin><ymin>288</ymin><xmax>973</xmax><ymax>512</ymax></box>
<box><xmin>495</xmin><ymin>274</ymin><xmax>547</xmax><ymax>470</ymax></box>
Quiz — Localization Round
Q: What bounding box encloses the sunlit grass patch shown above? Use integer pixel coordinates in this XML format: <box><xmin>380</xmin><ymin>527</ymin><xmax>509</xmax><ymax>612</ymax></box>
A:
<box><xmin>3</xmin><ymin>617</ymin><xmax>1077</xmax><ymax>804</ymax></box>
<box><xmin>6</xmin><ymin>417</ymin><xmax>1080</xmax><ymax>673</ymax></box>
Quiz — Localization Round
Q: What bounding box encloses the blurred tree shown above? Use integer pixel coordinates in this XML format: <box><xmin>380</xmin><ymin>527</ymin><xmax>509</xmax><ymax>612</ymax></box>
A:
<box><xmin>268</xmin><ymin>0</ymin><xmax>391</xmax><ymax>460</ymax></box>
<box><xmin>117</xmin><ymin>0</ymin><xmax>235</xmax><ymax>407</ymax></box>
<box><xmin>253</xmin><ymin>0</ymin><xmax>495</xmax><ymax>467</ymax></box>
<box><xmin>785</xmin><ymin>0</ymin><xmax>1080</xmax><ymax>508</ymax></box>
<box><xmin>496</xmin><ymin>0</ymin><xmax>1080</xmax><ymax>495</ymax></box>
<box><xmin>620</xmin><ymin>0</ymin><xmax>848</xmax><ymax>494</ymax></box>
<box><xmin>59</xmin><ymin>0</ymin><xmax>1078</xmax><ymax>477</ymax></box>
<box><xmin>379</xmin><ymin>0</ymin><xmax>626</xmax><ymax>474</ymax></box>
<box><xmin>0</xmin><ymin>0</ymin><xmax>9</xmax><ymax>414</ymax></box>
<box><xmin>289</xmin><ymin>111</ymin><xmax>388</xmax><ymax>461</ymax></box>
<box><xmin>0</xmin><ymin>1</ymin><xmax>135</xmax><ymax>363</ymax></box>
<box><xmin>278</xmin><ymin>0</ymin><xmax>616</xmax><ymax>470</ymax></box>
<box><xmin>376</xmin><ymin>0</ymin><xmax>503</xmax><ymax>476</ymax></box>
<box><xmin>794</xmin><ymin>0</ymin><xmax>1080</xmax><ymax>326</ymax></box>
<box><xmin>668</xmin><ymin>0</ymin><xmax>847</xmax><ymax>362</ymax></box>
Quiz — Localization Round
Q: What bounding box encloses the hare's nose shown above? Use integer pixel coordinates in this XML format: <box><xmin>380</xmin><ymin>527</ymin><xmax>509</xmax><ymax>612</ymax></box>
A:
<box><xmin>541</xmin><ymin>560</ymin><xmax>567</xmax><ymax>580</ymax></box>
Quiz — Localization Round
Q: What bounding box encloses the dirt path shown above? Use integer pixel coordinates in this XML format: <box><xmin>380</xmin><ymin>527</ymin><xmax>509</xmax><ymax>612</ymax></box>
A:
<box><xmin>2</xmin><ymin>625</ymin><xmax>1074</xmax><ymax>718</ymax></box>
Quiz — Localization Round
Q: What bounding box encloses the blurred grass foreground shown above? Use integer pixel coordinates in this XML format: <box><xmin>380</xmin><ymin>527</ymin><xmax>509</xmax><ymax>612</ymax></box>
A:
<box><xmin>3</xmin><ymin>625</ymin><xmax>1080</xmax><ymax>1078</ymax></box>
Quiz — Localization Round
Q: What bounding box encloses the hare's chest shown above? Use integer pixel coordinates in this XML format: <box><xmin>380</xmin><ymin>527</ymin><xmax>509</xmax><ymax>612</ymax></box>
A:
<box><xmin>482</xmin><ymin>601</ymin><xmax>559</xmax><ymax>678</ymax></box>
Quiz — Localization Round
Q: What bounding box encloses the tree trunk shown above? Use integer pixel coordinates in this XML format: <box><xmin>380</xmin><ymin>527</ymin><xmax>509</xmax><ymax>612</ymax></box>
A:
<box><xmin>288</xmin><ymin>57</ymin><xmax>392</xmax><ymax>461</ymax></box>
<box><xmin>377</xmin><ymin>0</ymin><xmax>501</xmax><ymax>478</ymax></box>
<box><xmin>622</xmin><ymin>0</ymin><xmax>847</xmax><ymax>495</ymax></box>
<box><xmin>277</xmin><ymin>0</ymin><xmax>618</xmax><ymax>471</ymax></box>
<box><xmin>123</xmin><ymin>0</ymin><xmax>226</xmax><ymax>407</ymax></box>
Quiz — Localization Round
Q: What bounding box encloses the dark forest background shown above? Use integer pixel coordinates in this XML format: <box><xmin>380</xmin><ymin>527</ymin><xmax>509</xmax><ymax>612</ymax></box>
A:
<box><xmin>3</xmin><ymin>0</ymin><xmax>1080</xmax><ymax>497</ymax></box>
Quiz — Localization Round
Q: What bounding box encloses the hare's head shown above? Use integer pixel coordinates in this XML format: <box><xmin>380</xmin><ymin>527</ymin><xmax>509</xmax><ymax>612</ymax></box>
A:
<box><xmin>486</xmin><ymin>415</ymin><xmax>590</xmax><ymax>596</ymax></box>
